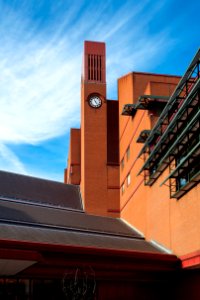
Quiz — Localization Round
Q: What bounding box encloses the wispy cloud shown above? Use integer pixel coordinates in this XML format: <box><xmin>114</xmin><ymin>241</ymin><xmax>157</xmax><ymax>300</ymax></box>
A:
<box><xmin>0</xmin><ymin>42</ymin><xmax>81</xmax><ymax>144</ymax></box>
<box><xmin>0</xmin><ymin>0</ymin><xmax>177</xmax><ymax>178</ymax></box>
<box><xmin>0</xmin><ymin>143</ymin><xmax>27</xmax><ymax>174</ymax></box>
<box><xmin>0</xmin><ymin>22</ymin><xmax>81</xmax><ymax>144</ymax></box>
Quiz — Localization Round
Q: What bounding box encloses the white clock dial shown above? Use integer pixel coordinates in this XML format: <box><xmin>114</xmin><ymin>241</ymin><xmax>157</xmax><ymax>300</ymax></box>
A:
<box><xmin>89</xmin><ymin>96</ymin><xmax>102</xmax><ymax>108</ymax></box>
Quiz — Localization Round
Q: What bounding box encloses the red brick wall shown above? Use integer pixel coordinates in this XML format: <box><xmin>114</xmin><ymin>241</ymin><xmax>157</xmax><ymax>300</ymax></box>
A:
<box><xmin>119</xmin><ymin>72</ymin><xmax>200</xmax><ymax>257</ymax></box>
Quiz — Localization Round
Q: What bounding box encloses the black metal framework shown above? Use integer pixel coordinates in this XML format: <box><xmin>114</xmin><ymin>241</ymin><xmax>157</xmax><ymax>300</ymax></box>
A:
<box><xmin>121</xmin><ymin>95</ymin><xmax>169</xmax><ymax>116</ymax></box>
<box><xmin>137</xmin><ymin>48</ymin><xmax>200</xmax><ymax>198</ymax></box>
<box><xmin>136</xmin><ymin>130</ymin><xmax>151</xmax><ymax>143</ymax></box>
<box><xmin>122</xmin><ymin>104</ymin><xmax>136</xmax><ymax>116</ymax></box>
<box><xmin>136</xmin><ymin>95</ymin><xmax>169</xmax><ymax>110</ymax></box>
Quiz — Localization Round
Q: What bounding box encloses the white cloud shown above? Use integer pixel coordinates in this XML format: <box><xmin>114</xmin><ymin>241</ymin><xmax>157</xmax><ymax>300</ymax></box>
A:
<box><xmin>0</xmin><ymin>37</ymin><xmax>81</xmax><ymax>144</ymax></box>
<box><xmin>0</xmin><ymin>143</ymin><xmax>27</xmax><ymax>174</ymax></box>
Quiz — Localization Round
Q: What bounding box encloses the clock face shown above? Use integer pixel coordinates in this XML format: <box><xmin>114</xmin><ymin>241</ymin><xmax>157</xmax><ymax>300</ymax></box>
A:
<box><xmin>89</xmin><ymin>96</ymin><xmax>102</xmax><ymax>108</ymax></box>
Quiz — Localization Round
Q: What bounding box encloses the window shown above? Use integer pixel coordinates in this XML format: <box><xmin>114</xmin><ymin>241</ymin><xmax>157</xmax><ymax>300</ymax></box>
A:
<box><xmin>122</xmin><ymin>183</ymin><xmax>125</xmax><ymax>195</ymax></box>
<box><xmin>174</xmin><ymin>137</ymin><xmax>199</xmax><ymax>195</ymax></box>
<box><xmin>127</xmin><ymin>173</ymin><xmax>131</xmax><ymax>186</ymax></box>
<box><xmin>178</xmin><ymin>177</ymin><xmax>188</xmax><ymax>188</ymax></box>
<box><xmin>121</xmin><ymin>157</ymin><xmax>124</xmax><ymax>170</ymax></box>
<box><xmin>126</xmin><ymin>146</ymin><xmax>130</xmax><ymax>161</ymax></box>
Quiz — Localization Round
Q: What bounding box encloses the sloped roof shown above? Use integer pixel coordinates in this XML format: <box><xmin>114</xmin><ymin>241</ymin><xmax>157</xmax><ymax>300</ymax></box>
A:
<box><xmin>0</xmin><ymin>199</ymin><xmax>137</xmax><ymax>238</ymax></box>
<box><xmin>0</xmin><ymin>170</ymin><xmax>83</xmax><ymax>211</ymax></box>
<box><xmin>0</xmin><ymin>170</ymin><xmax>163</xmax><ymax>254</ymax></box>
<box><xmin>0</xmin><ymin>171</ymin><xmax>181</xmax><ymax>278</ymax></box>
<box><xmin>0</xmin><ymin>223</ymin><xmax>160</xmax><ymax>253</ymax></box>
<box><xmin>0</xmin><ymin>198</ymin><xmax>160</xmax><ymax>253</ymax></box>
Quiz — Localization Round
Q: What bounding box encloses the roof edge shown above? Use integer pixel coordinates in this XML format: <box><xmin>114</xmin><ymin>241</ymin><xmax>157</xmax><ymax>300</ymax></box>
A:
<box><xmin>118</xmin><ymin>71</ymin><xmax>181</xmax><ymax>81</ymax></box>
<box><xmin>0</xmin><ymin>238</ymin><xmax>181</xmax><ymax>267</ymax></box>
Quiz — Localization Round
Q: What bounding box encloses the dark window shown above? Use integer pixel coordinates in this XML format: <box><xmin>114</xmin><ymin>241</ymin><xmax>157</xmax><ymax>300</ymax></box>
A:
<box><xmin>126</xmin><ymin>146</ymin><xmax>130</xmax><ymax>161</ymax></box>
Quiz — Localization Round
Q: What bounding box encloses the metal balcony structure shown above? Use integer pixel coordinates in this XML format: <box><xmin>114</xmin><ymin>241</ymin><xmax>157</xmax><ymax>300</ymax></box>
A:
<box><xmin>136</xmin><ymin>95</ymin><xmax>169</xmax><ymax>110</ymax></box>
<box><xmin>136</xmin><ymin>130</ymin><xmax>151</xmax><ymax>143</ymax></box>
<box><xmin>121</xmin><ymin>95</ymin><xmax>169</xmax><ymax>116</ymax></box>
<box><xmin>137</xmin><ymin>48</ymin><xmax>200</xmax><ymax>198</ymax></box>
<box><xmin>122</xmin><ymin>104</ymin><xmax>136</xmax><ymax>116</ymax></box>
<box><xmin>161</xmin><ymin>140</ymin><xmax>200</xmax><ymax>198</ymax></box>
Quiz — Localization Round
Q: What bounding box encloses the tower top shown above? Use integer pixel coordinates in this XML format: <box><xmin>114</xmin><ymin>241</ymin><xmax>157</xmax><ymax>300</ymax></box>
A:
<box><xmin>82</xmin><ymin>41</ymin><xmax>106</xmax><ymax>83</ymax></box>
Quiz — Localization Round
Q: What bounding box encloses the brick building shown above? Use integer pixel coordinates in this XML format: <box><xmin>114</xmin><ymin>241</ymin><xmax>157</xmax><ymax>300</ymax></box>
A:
<box><xmin>65</xmin><ymin>41</ymin><xmax>200</xmax><ymax>296</ymax></box>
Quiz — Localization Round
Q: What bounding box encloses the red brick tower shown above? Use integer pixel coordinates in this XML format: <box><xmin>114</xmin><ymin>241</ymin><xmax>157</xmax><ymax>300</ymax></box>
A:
<box><xmin>80</xmin><ymin>41</ymin><xmax>108</xmax><ymax>215</ymax></box>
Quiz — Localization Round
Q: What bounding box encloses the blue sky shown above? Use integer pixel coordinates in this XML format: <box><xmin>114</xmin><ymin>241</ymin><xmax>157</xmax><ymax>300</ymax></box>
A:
<box><xmin>0</xmin><ymin>0</ymin><xmax>199</xmax><ymax>182</ymax></box>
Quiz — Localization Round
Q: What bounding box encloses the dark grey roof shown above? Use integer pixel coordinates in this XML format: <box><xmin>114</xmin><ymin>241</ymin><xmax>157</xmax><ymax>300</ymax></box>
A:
<box><xmin>0</xmin><ymin>170</ymin><xmax>83</xmax><ymax>211</ymax></box>
<box><xmin>0</xmin><ymin>198</ymin><xmax>162</xmax><ymax>254</ymax></box>
<box><xmin>0</xmin><ymin>170</ymin><xmax>166</xmax><ymax>255</ymax></box>
<box><xmin>0</xmin><ymin>199</ymin><xmax>138</xmax><ymax>238</ymax></box>
<box><xmin>0</xmin><ymin>223</ymin><xmax>161</xmax><ymax>253</ymax></box>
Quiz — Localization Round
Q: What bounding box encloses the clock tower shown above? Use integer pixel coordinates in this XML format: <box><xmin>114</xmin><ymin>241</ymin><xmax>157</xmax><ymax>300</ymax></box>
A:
<box><xmin>81</xmin><ymin>41</ymin><xmax>108</xmax><ymax>215</ymax></box>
